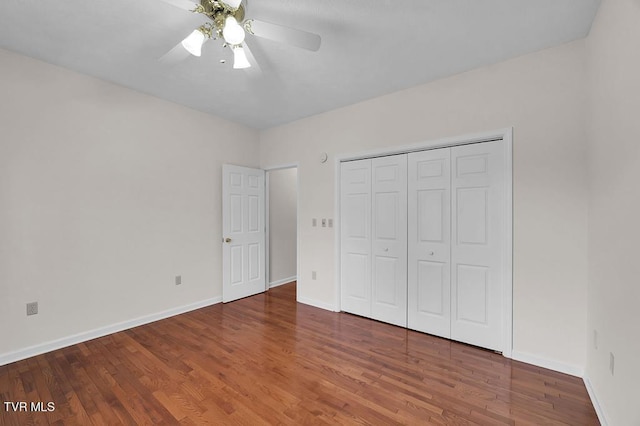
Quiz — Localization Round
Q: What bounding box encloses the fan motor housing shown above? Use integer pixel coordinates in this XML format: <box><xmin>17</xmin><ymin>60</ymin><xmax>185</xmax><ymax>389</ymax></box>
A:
<box><xmin>200</xmin><ymin>0</ymin><xmax>245</xmax><ymax>24</ymax></box>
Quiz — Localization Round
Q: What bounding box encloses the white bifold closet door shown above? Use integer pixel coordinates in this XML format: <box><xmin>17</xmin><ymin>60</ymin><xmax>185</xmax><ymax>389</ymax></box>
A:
<box><xmin>407</xmin><ymin>148</ymin><xmax>452</xmax><ymax>338</ymax></box>
<box><xmin>371</xmin><ymin>155</ymin><xmax>407</xmax><ymax>327</ymax></box>
<box><xmin>408</xmin><ymin>140</ymin><xmax>505</xmax><ymax>351</ymax></box>
<box><xmin>341</xmin><ymin>154</ymin><xmax>408</xmax><ymax>327</ymax></box>
<box><xmin>340</xmin><ymin>159</ymin><xmax>372</xmax><ymax>318</ymax></box>
<box><xmin>341</xmin><ymin>140</ymin><xmax>505</xmax><ymax>352</ymax></box>
<box><xmin>450</xmin><ymin>141</ymin><xmax>505</xmax><ymax>351</ymax></box>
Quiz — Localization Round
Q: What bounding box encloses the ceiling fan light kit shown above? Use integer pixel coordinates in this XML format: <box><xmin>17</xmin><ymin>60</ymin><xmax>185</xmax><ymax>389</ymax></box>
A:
<box><xmin>222</xmin><ymin>16</ymin><xmax>245</xmax><ymax>45</ymax></box>
<box><xmin>163</xmin><ymin>0</ymin><xmax>321</xmax><ymax>71</ymax></box>
<box><xmin>232</xmin><ymin>45</ymin><xmax>251</xmax><ymax>69</ymax></box>
<box><xmin>181</xmin><ymin>27</ymin><xmax>208</xmax><ymax>57</ymax></box>
<box><xmin>179</xmin><ymin>0</ymin><xmax>249</xmax><ymax>68</ymax></box>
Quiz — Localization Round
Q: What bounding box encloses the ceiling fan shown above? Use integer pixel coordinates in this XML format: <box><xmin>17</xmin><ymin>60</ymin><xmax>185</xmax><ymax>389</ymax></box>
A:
<box><xmin>160</xmin><ymin>0</ymin><xmax>321</xmax><ymax>70</ymax></box>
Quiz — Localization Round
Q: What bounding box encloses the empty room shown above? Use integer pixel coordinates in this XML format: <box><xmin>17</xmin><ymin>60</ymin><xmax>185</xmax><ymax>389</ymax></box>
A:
<box><xmin>1</xmin><ymin>0</ymin><xmax>638</xmax><ymax>424</ymax></box>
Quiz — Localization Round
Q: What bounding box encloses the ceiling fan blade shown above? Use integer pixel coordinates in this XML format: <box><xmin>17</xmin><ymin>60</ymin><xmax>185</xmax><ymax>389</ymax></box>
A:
<box><xmin>160</xmin><ymin>36</ymin><xmax>210</xmax><ymax>65</ymax></box>
<box><xmin>159</xmin><ymin>0</ymin><xmax>199</xmax><ymax>12</ymax></box>
<box><xmin>245</xmin><ymin>19</ymin><xmax>321</xmax><ymax>52</ymax></box>
<box><xmin>159</xmin><ymin>43</ymin><xmax>191</xmax><ymax>65</ymax></box>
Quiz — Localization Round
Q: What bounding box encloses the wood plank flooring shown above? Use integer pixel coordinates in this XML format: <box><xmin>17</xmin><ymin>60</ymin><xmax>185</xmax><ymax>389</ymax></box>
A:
<box><xmin>0</xmin><ymin>282</ymin><xmax>599</xmax><ymax>425</ymax></box>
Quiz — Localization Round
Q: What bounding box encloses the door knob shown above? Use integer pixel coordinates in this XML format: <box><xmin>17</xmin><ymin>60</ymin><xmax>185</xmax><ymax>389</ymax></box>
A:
<box><xmin>383</xmin><ymin>248</ymin><xmax>389</xmax><ymax>252</ymax></box>
<box><xmin>224</xmin><ymin>237</ymin><xmax>232</xmax><ymax>243</ymax></box>
<box><xmin>429</xmin><ymin>251</ymin><xmax>435</xmax><ymax>256</ymax></box>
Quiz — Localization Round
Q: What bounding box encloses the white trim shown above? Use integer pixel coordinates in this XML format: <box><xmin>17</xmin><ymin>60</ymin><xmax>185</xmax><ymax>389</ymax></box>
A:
<box><xmin>337</xmin><ymin>128</ymin><xmax>511</xmax><ymax>162</ymax></box>
<box><xmin>0</xmin><ymin>297</ymin><xmax>222</xmax><ymax>367</ymax></box>
<box><xmin>334</xmin><ymin>127</ymin><xmax>514</xmax><ymax>355</ymax></box>
<box><xmin>269</xmin><ymin>276</ymin><xmax>297</xmax><ymax>288</ymax></box>
<box><xmin>297</xmin><ymin>295</ymin><xmax>339</xmax><ymax>312</ymax></box>
<box><xmin>584</xmin><ymin>376</ymin><xmax>609</xmax><ymax>426</ymax></box>
<box><xmin>511</xmin><ymin>350</ymin><xmax>584</xmax><ymax>377</ymax></box>
<box><xmin>265</xmin><ymin>170</ymin><xmax>271</xmax><ymax>290</ymax></box>
<box><xmin>502</xmin><ymin>128</ymin><xmax>514</xmax><ymax>358</ymax></box>
<box><xmin>333</xmin><ymin>156</ymin><xmax>342</xmax><ymax>313</ymax></box>
<box><xmin>264</xmin><ymin>162</ymin><xmax>299</xmax><ymax>172</ymax></box>
<box><xmin>295</xmin><ymin>168</ymin><xmax>300</xmax><ymax>302</ymax></box>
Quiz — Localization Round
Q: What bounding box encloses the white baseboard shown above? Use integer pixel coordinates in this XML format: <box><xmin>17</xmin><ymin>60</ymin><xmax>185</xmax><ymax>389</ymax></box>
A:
<box><xmin>511</xmin><ymin>350</ymin><xmax>584</xmax><ymax>377</ymax></box>
<box><xmin>584</xmin><ymin>376</ymin><xmax>608</xmax><ymax>426</ymax></box>
<box><xmin>0</xmin><ymin>296</ymin><xmax>222</xmax><ymax>366</ymax></box>
<box><xmin>297</xmin><ymin>296</ymin><xmax>338</xmax><ymax>312</ymax></box>
<box><xmin>269</xmin><ymin>276</ymin><xmax>297</xmax><ymax>288</ymax></box>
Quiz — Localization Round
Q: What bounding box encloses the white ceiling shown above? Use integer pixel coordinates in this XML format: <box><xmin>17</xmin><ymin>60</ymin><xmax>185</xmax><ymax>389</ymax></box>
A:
<box><xmin>0</xmin><ymin>0</ymin><xmax>600</xmax><ymax>129</ymax></box>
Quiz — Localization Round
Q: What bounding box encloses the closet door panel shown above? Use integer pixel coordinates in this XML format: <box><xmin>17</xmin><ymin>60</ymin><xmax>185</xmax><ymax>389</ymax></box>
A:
<box><xmin>451</xmin><ymin>141</ymin><xmax>505</xmax><ymax>351</ymax></box>
<box><xmin>408</xmin><ymin>149</ymin><xmax>451</xmax><ymax>337</ymax></box>
<box><xmin>371</xmin><ymin>155</ymin><xmax>408</xmax><ymax>327</ymax></box>
<box><xmin>340</xmin><ymin>159</ymin><xmax>372</xmax><ymax>317</ymax></box>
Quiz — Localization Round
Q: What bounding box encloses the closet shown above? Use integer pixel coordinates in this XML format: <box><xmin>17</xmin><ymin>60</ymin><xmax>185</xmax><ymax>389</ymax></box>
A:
<box><xmin>340</xmin><ymin>140</ymin><xmax>506</xmax><ymax>352</ymax></box>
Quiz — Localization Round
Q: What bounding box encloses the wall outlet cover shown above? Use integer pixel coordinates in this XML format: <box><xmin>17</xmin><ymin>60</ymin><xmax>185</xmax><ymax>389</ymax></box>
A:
<box><xmin>175</xmin><ymin>275</ymin><xmax>182</xmax><ymax>285</ymax></box>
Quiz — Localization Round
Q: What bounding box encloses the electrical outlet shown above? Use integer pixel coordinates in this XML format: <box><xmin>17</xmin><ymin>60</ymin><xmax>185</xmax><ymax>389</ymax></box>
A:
<box><xmin>609</xmin><ymin>352</ymin><xmax>615</xmax><ymax>375</ymax></box>
<box><xmin>175</xmin><ymin>275</ymin><xmax>182</xmax><ymax>285</ymax></box>
<box><xmin>593</xmin><ymin>330</ymin><xmax>598</xmax><ymax>350</ymax></box>
<box><xmin>26</xmin><ymin>302</ymin><xmax>38</xmax><ymax>316</ymax></box>
<box><xmin>312</xmin><ymin>218</ymin><xmax>317</xmax><ymax>227</ymax></box>
<box><xmin>321</xmin><ymin>219</ymin><xmax>327</xmax><ymax>227</ymax></box>
<box><xmin>312</xmin><ymin>271</ymin><xmax>317</xmax><ymax>280</ymax></box>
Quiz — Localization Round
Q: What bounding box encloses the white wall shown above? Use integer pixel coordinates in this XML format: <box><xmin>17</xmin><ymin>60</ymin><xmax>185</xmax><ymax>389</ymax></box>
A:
<box><xmin>586</xmin><ymin>0</ymin><xmax>640</xmax><ymax>424</ymax></box>
<box><xmin>268</xmin><ymin>168</ymin><xmax>297</xmax><ymax>285</ymax></box>
<box><xmin>261</xmin><ymin>40</ymin><xmax>589</xmax><ymax>371</ymax></box>
<box><xmin>0</xmin><ymin>48</ymin><xmax>259</xmax><ymax>361</ymax></box>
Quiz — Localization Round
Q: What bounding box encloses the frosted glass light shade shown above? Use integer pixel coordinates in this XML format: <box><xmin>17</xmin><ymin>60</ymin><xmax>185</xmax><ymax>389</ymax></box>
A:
<box><xmin>223</xmin><ymin>16</ymin><xmax>245</xmax><ymax>45</ymax></box>
<box><xmin>181</xmin><ymin>29</ymin><xmax>205</xmax><ymax>57</ymax></box>
<box><xmin>223</xmin><ymin>0</ymin><xmax>242</xmax><ymax>9</ymax></box>
<box><xmin>232</xmin><ymin>45</ymin><xmax>251</xmax><ymax>69</ymax></box>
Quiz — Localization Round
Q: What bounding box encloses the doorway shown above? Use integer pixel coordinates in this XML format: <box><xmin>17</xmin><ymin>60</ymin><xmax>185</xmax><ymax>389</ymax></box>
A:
<box><xmin>266</xmin><ymin>167</ymin><xmax>298</xmax><ymax>289</ymax></box>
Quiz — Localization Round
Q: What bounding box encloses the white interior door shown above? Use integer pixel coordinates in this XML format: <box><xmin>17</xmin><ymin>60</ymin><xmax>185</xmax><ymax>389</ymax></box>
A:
<box><xmin>451</xmin><ymin>141</ymin><xmax>505</xmax><ymax>351</ymax></box>
<box><xmin>222</xmin><ymin>164</ymin><xmax>266</xmax><ymax>303</ymax></box>
<box><xmin>408</xmin><ymin>148</ymin><xmax>451</xmax><ymax>338</ymax></box>
<box><xmin>371</xmin><ymin>154</ymin><xmax>407</xmax><ymax>327</ymax></box>
<box><xmin>340</xmin><ymin>159</ymin><xmax>372</xmax><ymax>318</ymax></box>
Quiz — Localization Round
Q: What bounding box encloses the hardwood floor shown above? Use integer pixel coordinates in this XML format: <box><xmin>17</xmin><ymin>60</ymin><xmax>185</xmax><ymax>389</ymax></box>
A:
<box><xmin>1</xmin><ymin>282</ymin><xmax>598</xmax><ymax>425</ymax></box>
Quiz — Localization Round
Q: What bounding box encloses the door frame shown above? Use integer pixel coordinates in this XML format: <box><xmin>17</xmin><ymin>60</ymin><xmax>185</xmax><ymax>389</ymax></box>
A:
<box><xmin>265</xmin><ymin>163</ymin><xmax>300</xmax><ymax>290</ymax></box>
<box><xmin>334</xmin><ymin>127</ymin><xmax>513</xmax><ymax>358</ymax></box>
